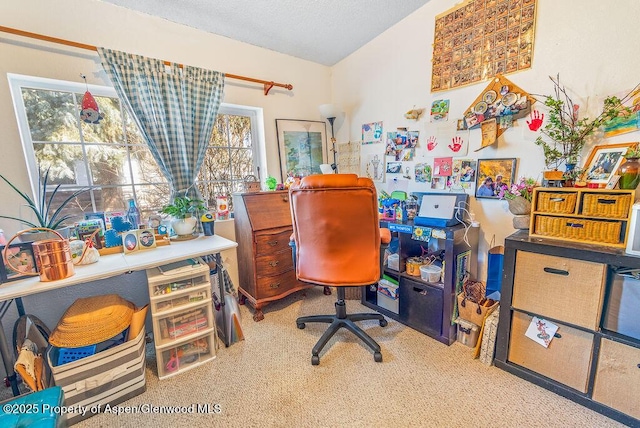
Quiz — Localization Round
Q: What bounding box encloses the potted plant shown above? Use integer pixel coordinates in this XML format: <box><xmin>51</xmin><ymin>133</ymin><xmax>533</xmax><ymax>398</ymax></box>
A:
<box><xmin>534</xmin><ymin>75</ymin><xmax>638</xmax><ymax>179</ymax></box>
<box><xmin>160</xmin><ymin>195</ymin><xmax>206</xmax><ymax>237</ymax></box>
<box><xmin>562</xmin><ymin>166</ymin><xmax>584</xmax><ymax>187</ymax></box>
<box><xmin>0</xmin><ymin>168</ymin><xmax>88</xmax><ymax>240</ymax></box>
<box><xmin>498</xmin><ymin>177</ymin><xmax>538</xmax><ymax>229</ymax></box>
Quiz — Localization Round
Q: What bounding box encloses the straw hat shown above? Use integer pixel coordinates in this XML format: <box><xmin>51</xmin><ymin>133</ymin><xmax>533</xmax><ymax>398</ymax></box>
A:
<box><xmin>49</xmin><ymin>294</ymin><xmax>134</xmax><ymax>348</ymax></box>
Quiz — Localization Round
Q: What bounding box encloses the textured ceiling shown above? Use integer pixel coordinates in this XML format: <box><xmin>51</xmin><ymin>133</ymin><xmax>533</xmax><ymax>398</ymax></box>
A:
<box><xmin>99</xmin><ymin>0</ymin><xmax>431</xmax><ymax>66</ymax></box>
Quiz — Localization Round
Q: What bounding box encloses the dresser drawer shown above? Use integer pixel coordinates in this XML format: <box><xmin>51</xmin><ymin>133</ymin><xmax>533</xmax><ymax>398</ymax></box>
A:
<box><xmin>508</xmin><ymin>311</ymin><xmax>594</xmax><ymax>393</ymax></box>
<box><xmin>512</xmin><ymin>251</ymin><xmax>606</xmax><ymax>329</ymax></box>
<box><xmin>255</xmin><ymin>269</ymin><xmax>300</xmax><ymax>299</ymax></box>
<box><xmin>255</xmin><ymin>229</ymin><xmax>293</xmax><ymax>255</ymax></box>
<box><xmin>243</xmin><ymin>191</ymin><xmax>292</xmax><ymax>230</ymax></box>
<box><xmin>592</xmin><ymin>338</ymin><xmax>640</xmax><ymax>420</ymax></box>
<box><xmin>581</xmin><ymin>193</ymin><xmax>632</xmax><ymax>218</ymax></box>
<box><xmin>255</xmin><ymin>250</ymin><xmax>294</xmax><ymax>277</ymax></box>
<box><xmin>535</xmin><ymin>191</ymin><xmax>577</xmax><ymax>214</ymax></box>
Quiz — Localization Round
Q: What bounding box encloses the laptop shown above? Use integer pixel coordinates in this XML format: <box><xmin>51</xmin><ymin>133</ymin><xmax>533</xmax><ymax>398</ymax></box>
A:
<box><xmin>412</xmin><ymin>192</ymin><xmax>468</xmax><ymax>227</ymax></box>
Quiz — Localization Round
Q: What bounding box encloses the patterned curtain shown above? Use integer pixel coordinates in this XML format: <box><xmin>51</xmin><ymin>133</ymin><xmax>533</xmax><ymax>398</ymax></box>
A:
<box><xmin>97</xmin><ymin>48</ymin><xmax>225</xmax><ymax>199</ymax></box>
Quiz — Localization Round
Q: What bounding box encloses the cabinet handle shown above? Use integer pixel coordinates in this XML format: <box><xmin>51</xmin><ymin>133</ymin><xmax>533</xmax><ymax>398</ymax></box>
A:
<box><xmin>268</xmin><ymin>240</ymin><xmax>279</xmax><ymax>246</ymax></box>
<box><xmin>282</xmin><ymin>195</ymin><xmax>289</xmax><ymax>202</ymax></box>
<box><xmin>543</xmin><ymin>267</ymin><xmax>569</xmax><ymax>276</ymax></box>
<box><xmin>269</xmin><ymin>260</ymin><xmax>279</xmax><ymax>267</ymax></box>
<box><xmin>554</xmin><ymin>332</ymin><xmax>562</xmax><ymax>339</ymax></box>
<box><xmin>566</xmin><ymin>222</ymin><xmax>584</xmax><ymax>228</ymax></box>
<box><xmin>597</xmin><ymin>198</ymin><xmax>616</xmax><ymax>204</ymax></box>
<box><xmin>413</xmin><ymin>287</ymin><xmax>428</xmax><ymax>296</ymax></box>
<box><xmin>550</xmin><ymin>197</ymin><xmax>565</xmax><ymax>202</ymax></box>
<box><xmin>270</xmin><ymin>282</ymin><xmax>280</xmax><ymax>289</ymax></box>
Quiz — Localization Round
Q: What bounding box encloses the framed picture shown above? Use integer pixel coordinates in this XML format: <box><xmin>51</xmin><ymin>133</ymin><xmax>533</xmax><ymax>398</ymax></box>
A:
<box><xmin>582</xmin><ymin>142</ymin><xmax>637</xmax><ymax>184</ymax></box>
<box><xmin>1</xmin><ymin>243</ymin><xmax>37</xmax><ymax>283</ymax></box>
<box><xmin>475</xmin><ymin>158</ymin><xmax>517</xmax><ymax>199</ymax></box>
<box><xmin>276</xmin><ymin>119</ymin><xmax>328</xmax><ymax>181</ymax></box>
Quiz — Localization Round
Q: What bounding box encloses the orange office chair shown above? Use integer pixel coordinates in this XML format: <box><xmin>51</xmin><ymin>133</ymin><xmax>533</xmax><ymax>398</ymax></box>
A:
<box><xmin>289</xmin><ymin>174</ymin><xmax>392</xmax><ymax>365</ymax></box>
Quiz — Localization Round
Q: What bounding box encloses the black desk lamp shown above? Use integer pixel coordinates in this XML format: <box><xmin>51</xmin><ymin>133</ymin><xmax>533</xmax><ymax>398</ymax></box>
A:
<box><xmin>319</xmin><ymin>104</ymin><xmax>342</xmax><ymax>173</ymax></box>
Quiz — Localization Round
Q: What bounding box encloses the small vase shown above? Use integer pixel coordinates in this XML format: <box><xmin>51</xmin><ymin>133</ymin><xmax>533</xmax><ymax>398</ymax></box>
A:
<box><xmin>507</xmin><ymin>196</ymin><xmax>531</xmax><ymax>215</ymax></box>
<box><xmin>618</xmin><ymin>157</ymin><xmax>640</xmax><ymax>190</ymax></box>
<box><xmin>512</xmin><ymin>215</ymin><xmax>530</xmax><ymax>230</ymax></box>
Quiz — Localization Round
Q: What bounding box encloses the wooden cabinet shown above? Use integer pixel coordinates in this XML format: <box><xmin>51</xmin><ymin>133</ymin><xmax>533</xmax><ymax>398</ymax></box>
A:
<box><xmin>234</xmin><ymin>191</ymin><xmax>311</xmax><ymax>321</ymax></box>
<box><xmin>495</xmin><ymin>231</ymin><xmax>640</xmax><ymax>427</ymax></box>
<box><xmin>362</xmin><ymin>221</ymin><xmax>478</xmax><ymax>345</ymax></box>
<box><xmin>530</xmin><ymin>188</ymin><xmax>635</xmax><ymax>247</ymax></box>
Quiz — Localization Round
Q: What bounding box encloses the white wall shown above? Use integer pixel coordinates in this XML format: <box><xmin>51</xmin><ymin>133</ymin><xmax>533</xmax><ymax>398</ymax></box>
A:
<box><xmin>0</xmin><ymin>0</ymin><xmax>330</xmax><ymax>360</ymax></box>
<box><xmin>331</xmin><ymin>0</ymin><xmax>640</xmax><ymax>278</ymax></box>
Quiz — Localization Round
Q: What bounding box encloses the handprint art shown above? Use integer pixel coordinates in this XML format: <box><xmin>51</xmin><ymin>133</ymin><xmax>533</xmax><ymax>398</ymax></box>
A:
<box><xmin>526</xmin><ymin>110</ymin><xmax>544</xmax><ymax>131</ymax></box>
<box><xmin>426</xmin><ymin>136</ymin><xmax>438</xmax><ymax>151</ymax></box>
<box><xmin>448</xmin><ymin>136</ymin><xmax>463</xmax><ymax>152</ymax></box>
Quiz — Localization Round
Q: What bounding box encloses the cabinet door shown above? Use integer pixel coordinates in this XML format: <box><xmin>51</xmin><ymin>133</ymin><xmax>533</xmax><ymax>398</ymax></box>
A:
<box><xmin>592</xmin><ymin>338</ymin><xmax>640</xmax><ymax>420</ymax></box>
<box><xmin>399</xmin><ymin>278</ymin><xmax>443</xmax><ymax>336</ymax></box>
<box><xmin>512</xmin><ymin>251</ymin><xmax>606</xmax><ymax>330</ymax></box>
<box><xmin>508</xmin><ymin>311</ymin><xmax>594</xmax><ymax>393</ymax></box>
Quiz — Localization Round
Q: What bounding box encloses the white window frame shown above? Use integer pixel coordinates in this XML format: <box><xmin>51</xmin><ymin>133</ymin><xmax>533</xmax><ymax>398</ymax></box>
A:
<box><xmin>8</xmin><ymin>73</ymin><xmax>265</xmax><ymax>211</ymax></box>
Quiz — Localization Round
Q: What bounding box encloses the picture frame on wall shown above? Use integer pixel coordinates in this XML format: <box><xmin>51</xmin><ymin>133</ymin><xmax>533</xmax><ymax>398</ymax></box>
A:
<box><xmin>582</xmin><ymin>142</ymin><xmax>636</xmax><ymax>185</ymax></box>
<box><xmin>475</xmin><ymin>158</ymin><xmax>517</xmax><ymax>199</ymax></box>
<box><xmin>276</xmin><ymin>119</ymin><xmax>328</xmax><ymax>182</ymax></box>
<box><xmin>0</xmin><ymin>243</ymin><xmax>37</xmax><ymax>283</ymax></box>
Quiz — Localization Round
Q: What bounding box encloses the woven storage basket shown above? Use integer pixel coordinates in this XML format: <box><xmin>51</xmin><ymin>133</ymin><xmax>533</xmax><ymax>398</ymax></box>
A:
<box><xmin>49</xmin><ymin>294</ymin><xmax>134</xmax><ymax>348</ymax></box>
<box><xmin>534</xmin><ymin>216</ymin><xmax>622</xmax><ymax>244</ymax></box>
<box><xmin>581</xmin><ymin>193</ymin><xmax>632</xmax><ymax>218</ymax></box>
<box><xmin>535</xmin><ymin>191</ymin><xmax>577</xmax><ymax>214</ymax></box>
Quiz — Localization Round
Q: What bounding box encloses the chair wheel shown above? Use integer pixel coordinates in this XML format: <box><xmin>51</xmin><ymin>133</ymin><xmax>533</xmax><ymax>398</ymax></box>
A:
<box><xmin>311</xmin><ymin>355</ymin><xmax>320</xmax><ymax>365</ymax></box>
<box><xmin>379</xmin><ymin>319</ymin><xmax>388</xmax><ymax>327</ymax></box>
<box><xmin>297</xmin><ymin>322</ymin><xmax>306</xmax><ymax>329</ymax></box>
<box><xmin>374</xmin><ymin>352</ymin><xmax>383</xmax><ymax>363</ymax></box>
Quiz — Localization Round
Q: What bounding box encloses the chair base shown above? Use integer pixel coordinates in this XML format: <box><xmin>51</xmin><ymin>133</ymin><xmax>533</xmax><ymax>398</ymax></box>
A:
<box><xmin>297</xmin><ymin>292</ymin><xmax>387</xmax><ymax>365</ymax></box>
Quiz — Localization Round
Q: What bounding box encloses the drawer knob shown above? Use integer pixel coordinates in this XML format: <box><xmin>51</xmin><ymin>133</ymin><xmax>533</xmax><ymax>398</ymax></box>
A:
<box><xmin>282</xmin><ymin>196</ymin><xmax>289</xmax><ymax>202</ymax></box>
<box><xmin>268</xmin><ymin>240</ymin><xmax>279</xmax><ymax>246</ymax></box>
<box><xmin>270</xmin><ymin>282</ymin><xmax>280</xmax><ymax>289</ymax></box>
<box><xmin>269</xmin><ymin>260</ymin><xmax>279</xmax><ymax>267</ymax></box>
<box><xmin>543</xmin><ymin>267</ymin><xmax>569</xmax><ymax>276</ymax></box>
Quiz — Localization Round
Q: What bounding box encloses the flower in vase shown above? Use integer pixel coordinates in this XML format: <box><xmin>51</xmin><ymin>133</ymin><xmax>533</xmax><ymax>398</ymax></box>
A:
<box><xmin>498</xmin><ymin>177</ymin><xmax>538</xmax><ymax>202</ymax></box>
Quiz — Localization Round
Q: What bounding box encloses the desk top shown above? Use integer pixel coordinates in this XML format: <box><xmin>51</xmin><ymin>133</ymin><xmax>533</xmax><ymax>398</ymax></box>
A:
<box><xmin>0</xmin><ymin>234</ymin><xmax>237</xmax><ymax>302</ymax></box>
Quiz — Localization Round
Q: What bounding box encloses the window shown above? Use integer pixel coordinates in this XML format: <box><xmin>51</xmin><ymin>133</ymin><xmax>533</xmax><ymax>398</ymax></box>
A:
<box><xmin>9</xmin><ymin>74</ymin><xmax>261</xmax><ymax>224</ymax></box>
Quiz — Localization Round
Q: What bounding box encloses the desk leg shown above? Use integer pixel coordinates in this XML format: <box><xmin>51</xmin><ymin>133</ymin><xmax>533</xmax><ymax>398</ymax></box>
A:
<box><xmin>215</xmin><ymin>253</ymin><xmax>228</xmax><ymax>347</ymax></box>
<box><xmin>0</xmin><ymin>316</ymin><xmax>19</xmax><ymax>396</ymax></box>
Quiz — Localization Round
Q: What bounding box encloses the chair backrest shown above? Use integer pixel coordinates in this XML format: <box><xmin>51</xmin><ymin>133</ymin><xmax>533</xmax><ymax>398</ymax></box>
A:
<box><xmin>289</xmin><ymin>174</ymin><xmax>381</xmax><ymax>287</ymax></box>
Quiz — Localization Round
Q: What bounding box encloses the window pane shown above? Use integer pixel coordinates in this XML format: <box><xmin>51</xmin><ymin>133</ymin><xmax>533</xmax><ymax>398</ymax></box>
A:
<box><xmin>44</xmin><ymin>188</ymin><xmax>93</xmax><ymax>226</ymax></box>
<box><xmin>78</xmin><ymin>94</ymin><xmax>125</xmax><ymax>144</ymax></box>
<box><xmin>199</xmin><ymin>147</ymin><xmax>231</xmax><ymax>181</ymax></box>
<box><xmin>22</xmin><ymin>89</ymin><xmax>80</xmax><ymax>142</ymax></box>
<box><xmin>33</xmin><ymin>143</ymin><xmax>85</xmax><ymax>185</ymax></box>
<box><xmin>136</xmin><ymin>184</ymin><xmax>171</xmax><ymax>219</ymax></box>
<box><xmin>130</xmin><ymin>145</ymin><xmax>167</xmax><ymax>184</ymax></box>
<box><xmin>231</xmin><ymin>148</ymin><xmax>253</xmax><ymax>178</ymax></box>
<box><xmin>123</xmin><ymin>109</ymin><xmax>145</xmax><ymax>145</ymax></box>
<box><xmin>86</xmin><ymin>144</ymin><xmax>130</xmax><ymax>186</ymax></box>
<box><xmin>227</xmin><ymin>115</ymin><xmax>252</xmax><ymax>148</ymax></box>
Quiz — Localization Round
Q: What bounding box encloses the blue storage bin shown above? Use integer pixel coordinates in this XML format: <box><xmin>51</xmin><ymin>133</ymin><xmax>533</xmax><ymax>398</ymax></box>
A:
<box><xmin>56</xmin><ymin>344</ymin><xmax>96</xmax><ymax>366</ymax></box>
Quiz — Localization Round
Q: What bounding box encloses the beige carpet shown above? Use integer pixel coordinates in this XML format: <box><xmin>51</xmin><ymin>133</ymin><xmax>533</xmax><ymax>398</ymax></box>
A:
<box><xmin>11</xmin><ymin>287</ymin><xmax>627</xmax><ymax>427</ymax></box>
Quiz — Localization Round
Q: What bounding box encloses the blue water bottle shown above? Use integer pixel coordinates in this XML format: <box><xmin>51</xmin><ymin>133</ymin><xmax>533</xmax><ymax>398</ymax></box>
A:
<box><xmin>127</xmin><ymin>198</ymin><xmax>141</xmax><ymax>229</ymax></box>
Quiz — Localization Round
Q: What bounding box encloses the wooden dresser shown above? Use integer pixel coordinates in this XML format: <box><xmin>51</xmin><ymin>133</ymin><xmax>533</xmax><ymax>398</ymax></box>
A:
<box><xmin>233</xmin><ymin>191</ymin><xmax>311</xmax><ymax>321</ymax></box>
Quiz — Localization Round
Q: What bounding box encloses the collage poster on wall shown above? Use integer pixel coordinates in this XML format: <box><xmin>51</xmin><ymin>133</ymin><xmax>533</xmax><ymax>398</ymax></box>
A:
<box><xmin>431</xmin><ymin>0</ymin><xmax>537</xmax><ymax>92</ymax></box>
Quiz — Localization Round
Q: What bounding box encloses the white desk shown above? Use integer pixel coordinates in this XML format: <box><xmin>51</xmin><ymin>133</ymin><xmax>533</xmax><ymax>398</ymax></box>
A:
<box><xmin>0</xmin><ymin>234</ymin><xmax>237</xmax><ymax>395</ymax></box>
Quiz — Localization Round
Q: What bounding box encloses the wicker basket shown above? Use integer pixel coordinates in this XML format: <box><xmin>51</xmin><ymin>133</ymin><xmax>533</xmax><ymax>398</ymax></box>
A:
<box><xmin>582</xmin><ymin>193</ymin><xmax>632</xmax><ymax>218</ymax></box>
<box><xmin>534</xmin><ymin>216</ymin><xmax>622</xmax><ymax>244</ymax></box>
<box><xmin>535</xmin><ymin>191</ymin><xmax>577</xmax><ymax>214</ymax></box>
<box><xmin>244</xmin><ymin>175</ymin><xmax>261</xmax><ymax>192</ymax></box>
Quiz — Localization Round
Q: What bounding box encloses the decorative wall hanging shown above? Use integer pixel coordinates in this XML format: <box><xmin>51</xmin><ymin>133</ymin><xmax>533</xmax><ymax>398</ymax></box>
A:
<box><xmin>463</xmin><ymin>74</ymin><xmax>535</xmax><ymax>142</ymax></box>
<box><xmin>276</xmin><ymin>119</ymin><xmax>328</xmax><ymax>180</ymax></box>
<box><xmin>434</xmin><ymin>157</ymin><xmax>453</xmax><ymax>177</ymax></box>
<box><xmin>431</xmin><ymin>0</ymin><xmax>537</xmax><ymax>92</ymax></box>
<box><xmin>365</xmin><ymin>153</ymin><xmax>384</xmax><ymax>183</ymax></box>
<box><xmin>415</xmin><ymin>163</ymin><xmax>433</xmax><ymax>183</ymax></box>
<box><xmin>79</xmin><ymin>74</ymin><xmax>104</xmax><ymax>124</ymax></box>
<box><xmin>430</xmin><ymin>99</ymin><xmax>450</xmax><ymax>122</ymax></box>
<box><xmin>362</xmin><ymin>121</ymin><xmax>383</xmax><ymax>144</ymax></box>
<box><xmin>336</xmin><ymin>141</ymin><xmax>361</xmax><ymax>174</ymax></box>
<box><xmin>404</xmin><ymin>107</ymin><xmax>425</xmax><ymax>121</ymax></box>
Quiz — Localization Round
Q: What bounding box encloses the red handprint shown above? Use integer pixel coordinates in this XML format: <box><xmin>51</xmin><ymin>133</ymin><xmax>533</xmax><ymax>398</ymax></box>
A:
<box><xmin>448</xmin><ymin>136</ymin><xmax>463</xmax><ymax>152</ymax></box>
<box><xmin>426</xmin><ymin>136</ymin><xmax>438</xmax><ymax>151</ymax></box>
<box><xmin>526</xmin><ymin>110</ymin><xmax>544</xmax><ymax>131</ymax></box>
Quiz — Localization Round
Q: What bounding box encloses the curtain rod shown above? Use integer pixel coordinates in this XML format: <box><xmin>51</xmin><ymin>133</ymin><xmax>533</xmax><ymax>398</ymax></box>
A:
<box><xmin>0</xmin><ymin>25</ymin><xmax>293</xmax><ymax>95</ymax></box>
